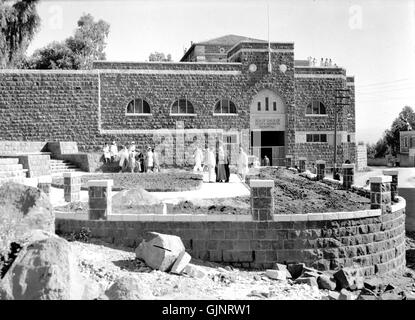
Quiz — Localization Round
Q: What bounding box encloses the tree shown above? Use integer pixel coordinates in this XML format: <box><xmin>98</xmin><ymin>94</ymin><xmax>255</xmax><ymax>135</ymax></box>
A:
<box><xmin>148</xmin><ymin>52</ymin><xmax>172</xmax><ymax>62</ymax></box>
<box><xmin>65</xmin><ymin>13</ymin><xmax>110</xmax><ymax>69</ymax></box>
<box><xmin>26</xmin><ymin>13</ymin><xmax>110</xmax><ymax>70</ymax></box>
<box><xmin>385</xmin><ymin>106</ymin><xmax>415</xmax><ymax>156</ymax></box>
<box><xmin>0</xmin><ymin>0</ymin><xmax>40</xmax><ymax>68</ymax></box>
<box><xmin>26</xmin><ymin>41</ymin><xmax>77</xmax><ymax>70</ymax></box>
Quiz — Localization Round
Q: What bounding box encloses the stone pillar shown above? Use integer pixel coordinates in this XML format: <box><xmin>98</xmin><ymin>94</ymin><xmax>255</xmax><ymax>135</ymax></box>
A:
<box><xmin>250</xmin><ymin>180</ymin><xmax>274</xmax><ymax>221</ymax></box>
<box><xmin>369</xmin><ymin>176</ymin><xmax>392</xmax><ymax>213</ymax></box>
<box><xmin>88</xmin><ymin>180</ymin><xmax>113</xmax><ymax>220</ymax></box>
<box><xmin>285</xmin><ymin>155</ymin><xmax>293</xmax><ymax>169</ymax></box>
<box><xmin>63</xmin><ymin>172</ymin><xmax>81</xmax><ymax>202</ymax></box>
<box><xmin>342</xmin><ymin>163</ymin><xmax>355</xmax><ymax>190</ymax></box>
<box><xmin>298</xmin><ymin>157</ymin><xmax>307</xmax><ymax>173</ymax></box>
<box><xmin>382</xmin><ymin>169</ymin><xmax>398</xmax><ymax>202</ymax></box>
<box><xmin>37</xmin><ymin>176</ymin><xmax>52</xmax><ymax>195</ymax></box>
<box><xmin>316</xmin><ymin>160</ymin><xmax>326</xmax><ymax>180</ymax></box>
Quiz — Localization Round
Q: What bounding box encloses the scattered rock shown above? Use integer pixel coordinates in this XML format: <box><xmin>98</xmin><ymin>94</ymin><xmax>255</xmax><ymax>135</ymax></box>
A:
<box><xmin>105</xmin><ymin>276</ymin><xmax>153</xmax><ymax>300</ymax></box>
<box><xmin>171</xmin><ymin>251</ymin><xmax>191</xmax><ymax>275</ymax></box>
<box><xmin>265</xmin><ymin>269</ymin><xmax>287</xmax><ymax>281</ymax></box>
<box><xmin>295</xmin><ymin>277</ymin><xmax>318</xmax><ymax>288</ymax></box>
<box><xmin>357</xmin><ymin>294</ymin><xmax>379</xmax><ymax>300</ymax></box>
<box><xmin>135</xmin><ymin>232</ymin><xmax>185</xmax><ymax>272</ymax></box>
<box><xmin>403</xmin><ymin>292</ymin><xmax>415</xmax><ymax>300</ymax></box>
<box><xmin>364</xmin><ymin>278</ymin><xmax>382</xmax><ymax>291</ymax></box>
<box><xmin>379</xmin><ymin>292</ymin><xmax>402</xmax><ymax>300</ymax></box>
<box><xmin>383</xmin><ymin>284</ymin><xmax>396</xmax><ymax>292</ymax></box>
<box><xmin>339</xmin><ymin>288</ymin><xmax>354</xmax><ymax>300</ymax></box>
<box><xmin>317</xmin><ymin>275</ymin><xmax>337</xmax><ymax>291</ymax></box>
<box><xmin>350</xmin><ymin>276</ymin><xmax>364</xmax><ymax>290</ymax></box>
<box><xmin>287</xmin><ymin>263</ymin><xmax>305</xmax><ymax>279</ymax></box>
<box><xmin>333</xmin><ymin>268</ymin><xmax>356</xmax><ymax>290</ymax></box>
<box><xmin>302</xmin><ymin>271</ymin><xmax>321</xmax><ymax>279</ymax></box>
<box><xmin>328</xmin><ymin>291</ymin><xmax>340</xmax><ymax>300</ymax></box>
<box><xmin>183</xmin><ymin>264</ymin><xmax>207</xmax><ymax>279</ymax></box>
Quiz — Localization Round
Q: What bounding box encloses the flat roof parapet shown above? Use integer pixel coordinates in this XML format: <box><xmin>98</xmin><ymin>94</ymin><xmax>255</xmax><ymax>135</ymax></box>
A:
<box><xmin>227</xmin><ymin>41</ymin><xmax>294</xmax><ymax>58</ymax></box>
<box><xmin>92</xmin><ymin>61</ymin><xmax>242</xmax><ymax>71</ymax></box>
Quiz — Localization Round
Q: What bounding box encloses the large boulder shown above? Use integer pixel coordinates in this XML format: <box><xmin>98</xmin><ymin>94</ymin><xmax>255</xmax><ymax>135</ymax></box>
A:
<box><xmin>0</xmin><ymin>183</ymin><xmax>54</xmax><ymax>258</ymax></box>
<box><xmin>135</xmin><ymin>232</ymin><xmax>185</xmax><ymax>272</ymax></box>
<box><xmin>0</xmin><ymin>233</ymin><xmax>89</xmax><ymax>300</ymax></box>
<box><xmin>105</xmin><ymin>276</ymin><xmax>153</xmax><ymax>300</ymax></box>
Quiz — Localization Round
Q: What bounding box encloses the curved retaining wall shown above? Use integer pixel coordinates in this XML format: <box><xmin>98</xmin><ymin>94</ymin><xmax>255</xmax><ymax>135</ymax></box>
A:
<box><xmin>55</xmin><ymin>197</ymin><xmax>406</xmax><ymax>276</ymax></box>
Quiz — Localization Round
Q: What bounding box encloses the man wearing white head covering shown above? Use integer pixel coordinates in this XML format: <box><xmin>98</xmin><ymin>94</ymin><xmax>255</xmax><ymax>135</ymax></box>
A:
<box><xmin>207</xmin><ymin>146</ymin><xmax>216</xmax><ymax>183</ymax></box>
<box><xmin>146</xmin><ymin>146</ymin><xmax>154</xmax><ymax>172</ymax></box>
<box><xmin>193</xmin><ymin>146</ymin><xmax>204</xmax><ymax>172</ymax></box>
<box><xmin>110</xmin><ymin>141</ymin><xmax>118</xmax><ymax>162</ymax></box>
<box><xmin>237</xmin><ymin>146</ymin><xmax>249</xmax><ymax>181</ymax></box>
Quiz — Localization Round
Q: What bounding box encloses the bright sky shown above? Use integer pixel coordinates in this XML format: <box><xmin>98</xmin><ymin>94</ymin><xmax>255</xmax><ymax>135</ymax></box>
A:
<box><xmin>27</xmin><ymin>0</ymin><xmax>415</xmax><ymax>144</ymax></box>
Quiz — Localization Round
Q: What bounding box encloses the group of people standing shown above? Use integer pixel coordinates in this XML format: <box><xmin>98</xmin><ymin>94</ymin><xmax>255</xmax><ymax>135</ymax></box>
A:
<box><xmin>307</xmin><ymin>57</ymin><xmax>337</xmax><ymax>67</ymax></box>
<box><xmin>103</xmin><ymin>141</ymin><xmax>160</xmax><ymax>173</ymax></box>
<box><xmin>193</xmin><ymin>145</ymin><xmax>249</xmax><ymax>183</ymax></box>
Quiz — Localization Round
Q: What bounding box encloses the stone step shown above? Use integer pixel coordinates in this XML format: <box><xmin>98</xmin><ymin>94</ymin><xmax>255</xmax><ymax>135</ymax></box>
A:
<box><xmin>0</xmin><ymin>176</ymin><xmax>25</xmax><ymax>185</ymax></box>
<box><xmin>0</xmin><ymin>170</ymin><xmax>26</xmax><ymax>178</ymax></box>
<box><xmin>0</xmin><ymin>158</ymin><xmax>19</xmax><ymax>165</ymax></box>
<box><xmin>0</xmin><ymin>164</ymin><xmax>24</xmax><ymax>171</ymax></box>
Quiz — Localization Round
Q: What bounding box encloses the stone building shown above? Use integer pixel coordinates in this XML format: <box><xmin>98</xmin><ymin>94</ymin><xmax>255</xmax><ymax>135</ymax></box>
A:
<box><xmin>0</xmin><ymin>34</ymin><xmax>356</xmax><ymax>167</ymax></box>
<box><xmin>398</xmin><ymin>130</ymin><xmax>415</xmax><ymax>166</ymax></box>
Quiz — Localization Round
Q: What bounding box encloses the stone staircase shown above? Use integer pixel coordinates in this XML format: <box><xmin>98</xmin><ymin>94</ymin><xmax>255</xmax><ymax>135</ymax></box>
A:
<box><xmin>50</xmin><ymin>159</ymin><xmax>83</xmax><ymax>175</ymax></box>
<box><xmin>0</xmin><ymin>158</ymin><xmax>26</xmax><ymax>185</ymax></box>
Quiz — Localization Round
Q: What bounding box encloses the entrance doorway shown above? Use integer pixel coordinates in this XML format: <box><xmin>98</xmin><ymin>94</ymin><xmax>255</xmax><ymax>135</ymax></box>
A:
<box><xmin>261</xmin><ymin>147</ymin><xmax>272</xmax><ymax>166</ymax></box>
<box><xmin>249</xmin><ymin>89</ymin><xmax>287</xmax><ymax>166</ymax></box>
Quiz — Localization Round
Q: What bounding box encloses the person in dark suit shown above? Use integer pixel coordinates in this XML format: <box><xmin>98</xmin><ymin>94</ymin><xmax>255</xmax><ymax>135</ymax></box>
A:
<box><xmin>224</xmin><ymin>150</ymin><xmax>230</xmax><ymax>183</ymax></box>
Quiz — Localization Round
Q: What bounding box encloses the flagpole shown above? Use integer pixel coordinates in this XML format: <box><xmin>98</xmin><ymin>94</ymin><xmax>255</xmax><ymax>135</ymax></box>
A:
<box><xmin>267</xmin><ymin>3</ymin><xmax>272</xmax><ymax>73</ymax></box>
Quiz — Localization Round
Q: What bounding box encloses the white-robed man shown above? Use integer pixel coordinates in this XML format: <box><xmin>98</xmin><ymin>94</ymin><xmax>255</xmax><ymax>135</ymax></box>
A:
<box><xmin>207</xmin><ymin>146</ymin><xmax>216</xmax><ymax>183</ymax></box>
<box><xmin>103</xmin><ymin>143</ymin><xmax>111</xmax><ymax>163</ymax></box>
<box><xmin>193</xmin><ymin>146</ymin><xmax>204</xmax><ymax>172</ymax></box>
<box><xmin>237</xmin><ymin>146</ymin><xmax>249</xmax><ymax>181</ymax></box>
<box><xmin>118</xmin><ymin>145</ymin><xmax>129</xmax><ymax>171</ymax></box>
<box><xmin>110</xmin><ymin>141</ymin><xmax>118</xmax><ymax>162</ymax></box>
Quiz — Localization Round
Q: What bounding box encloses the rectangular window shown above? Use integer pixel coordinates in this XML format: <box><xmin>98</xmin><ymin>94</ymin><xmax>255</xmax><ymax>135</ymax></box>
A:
<box><xmin>306</xmin><ymin>134</ymin><xmax>327</xmax><ymax>143</ymax></box>
<box><xmin>273</xmin><ymin>101</ymin><xmax>277</xmax><ymax>111</ymax></box>
<box><xmin>257</xmin><ymin>102</ymin><xmax>261</xmax><ymax>111</ymax></box>
<box><xmin>265</xmin><ymin>97</ymin><xmax>269</xmax><ymax>111</ymax></box>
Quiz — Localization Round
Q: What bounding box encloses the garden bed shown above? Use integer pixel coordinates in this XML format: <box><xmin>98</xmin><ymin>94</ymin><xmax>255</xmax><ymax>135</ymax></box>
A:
<box><xmin>246</xmin><ymin>167</ymin><xmax>370</xmax><ymax>214</ymax></box>
<box><xmin>52</xmin><ymin>171</ymin><xmax>203</xmax><ymax>192</ymax></box>
<box><xmin>54</xmin><ymin>197</ymin><xmax>250</xmax><ymax>216</ymax></box>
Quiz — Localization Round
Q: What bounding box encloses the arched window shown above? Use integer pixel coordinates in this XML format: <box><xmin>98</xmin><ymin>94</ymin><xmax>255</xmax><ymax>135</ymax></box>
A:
<box><xmin>170</xmin><ymin>99</ymin><xmax>195</xmax><ymax>114</ymax></box>
<box><xmin>214</xmin><ymin>99</ymin><xmax>237</xmax><ymax>114</ymax></box>
<box><xmin>126</xmin><ymin>98</ymin><xmax>151</xmax><ymax>114</ymax></box>
<box><xmin>306</xmin><ymin>101</ymin><xmax>326</xmax><ymax>115</ymax></box>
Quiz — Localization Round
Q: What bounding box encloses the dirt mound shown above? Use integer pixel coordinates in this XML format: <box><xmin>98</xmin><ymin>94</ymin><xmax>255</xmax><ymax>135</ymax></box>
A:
<box><xmin>248</xmin><ymin>167</ymin><xmax>370</xmax><ymax>214</ymax></box>
<box><xmin>112</xmin><ymin>188</ymin><xmax>161</xmax><ymax>206</ymax></box>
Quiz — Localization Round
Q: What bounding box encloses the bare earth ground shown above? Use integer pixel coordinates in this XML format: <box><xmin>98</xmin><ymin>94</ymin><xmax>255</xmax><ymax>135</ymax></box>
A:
<box><xmin>248</xmin><ymin>167</ymin><xmax>370</xmax><ymax>214</ymax></box>
<box><xmin>72</xmin><ymin>239</ymin><xmax>325</xmax><ymax>300</ymax></box>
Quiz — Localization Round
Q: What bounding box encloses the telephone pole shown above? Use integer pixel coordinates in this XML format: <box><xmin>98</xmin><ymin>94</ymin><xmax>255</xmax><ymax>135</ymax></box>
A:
<box><xmin>334</xmin><ymin>88</ymin><xmax>350</xmax><ymax>179</ymax></box>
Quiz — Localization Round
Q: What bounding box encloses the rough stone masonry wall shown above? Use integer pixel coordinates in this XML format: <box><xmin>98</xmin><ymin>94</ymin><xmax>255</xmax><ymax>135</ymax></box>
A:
<box><xmin>293</xmin><ymin>74</ymin><xmax>356</xmax><ymax>166</ymax></box>
<box><xmin>99</xmin><ymin>72</ymin><xmax>248</xmax><ymax>131</ymax></box>
<box><xmin>0</xmin><ymin>72</ymin><xmax>100</xmax><ymax>151</ymax></box>
<box><xmin>55</xmin><ymin>201</ymin><xmax>406</xmax><ymax>276</ymax></box>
